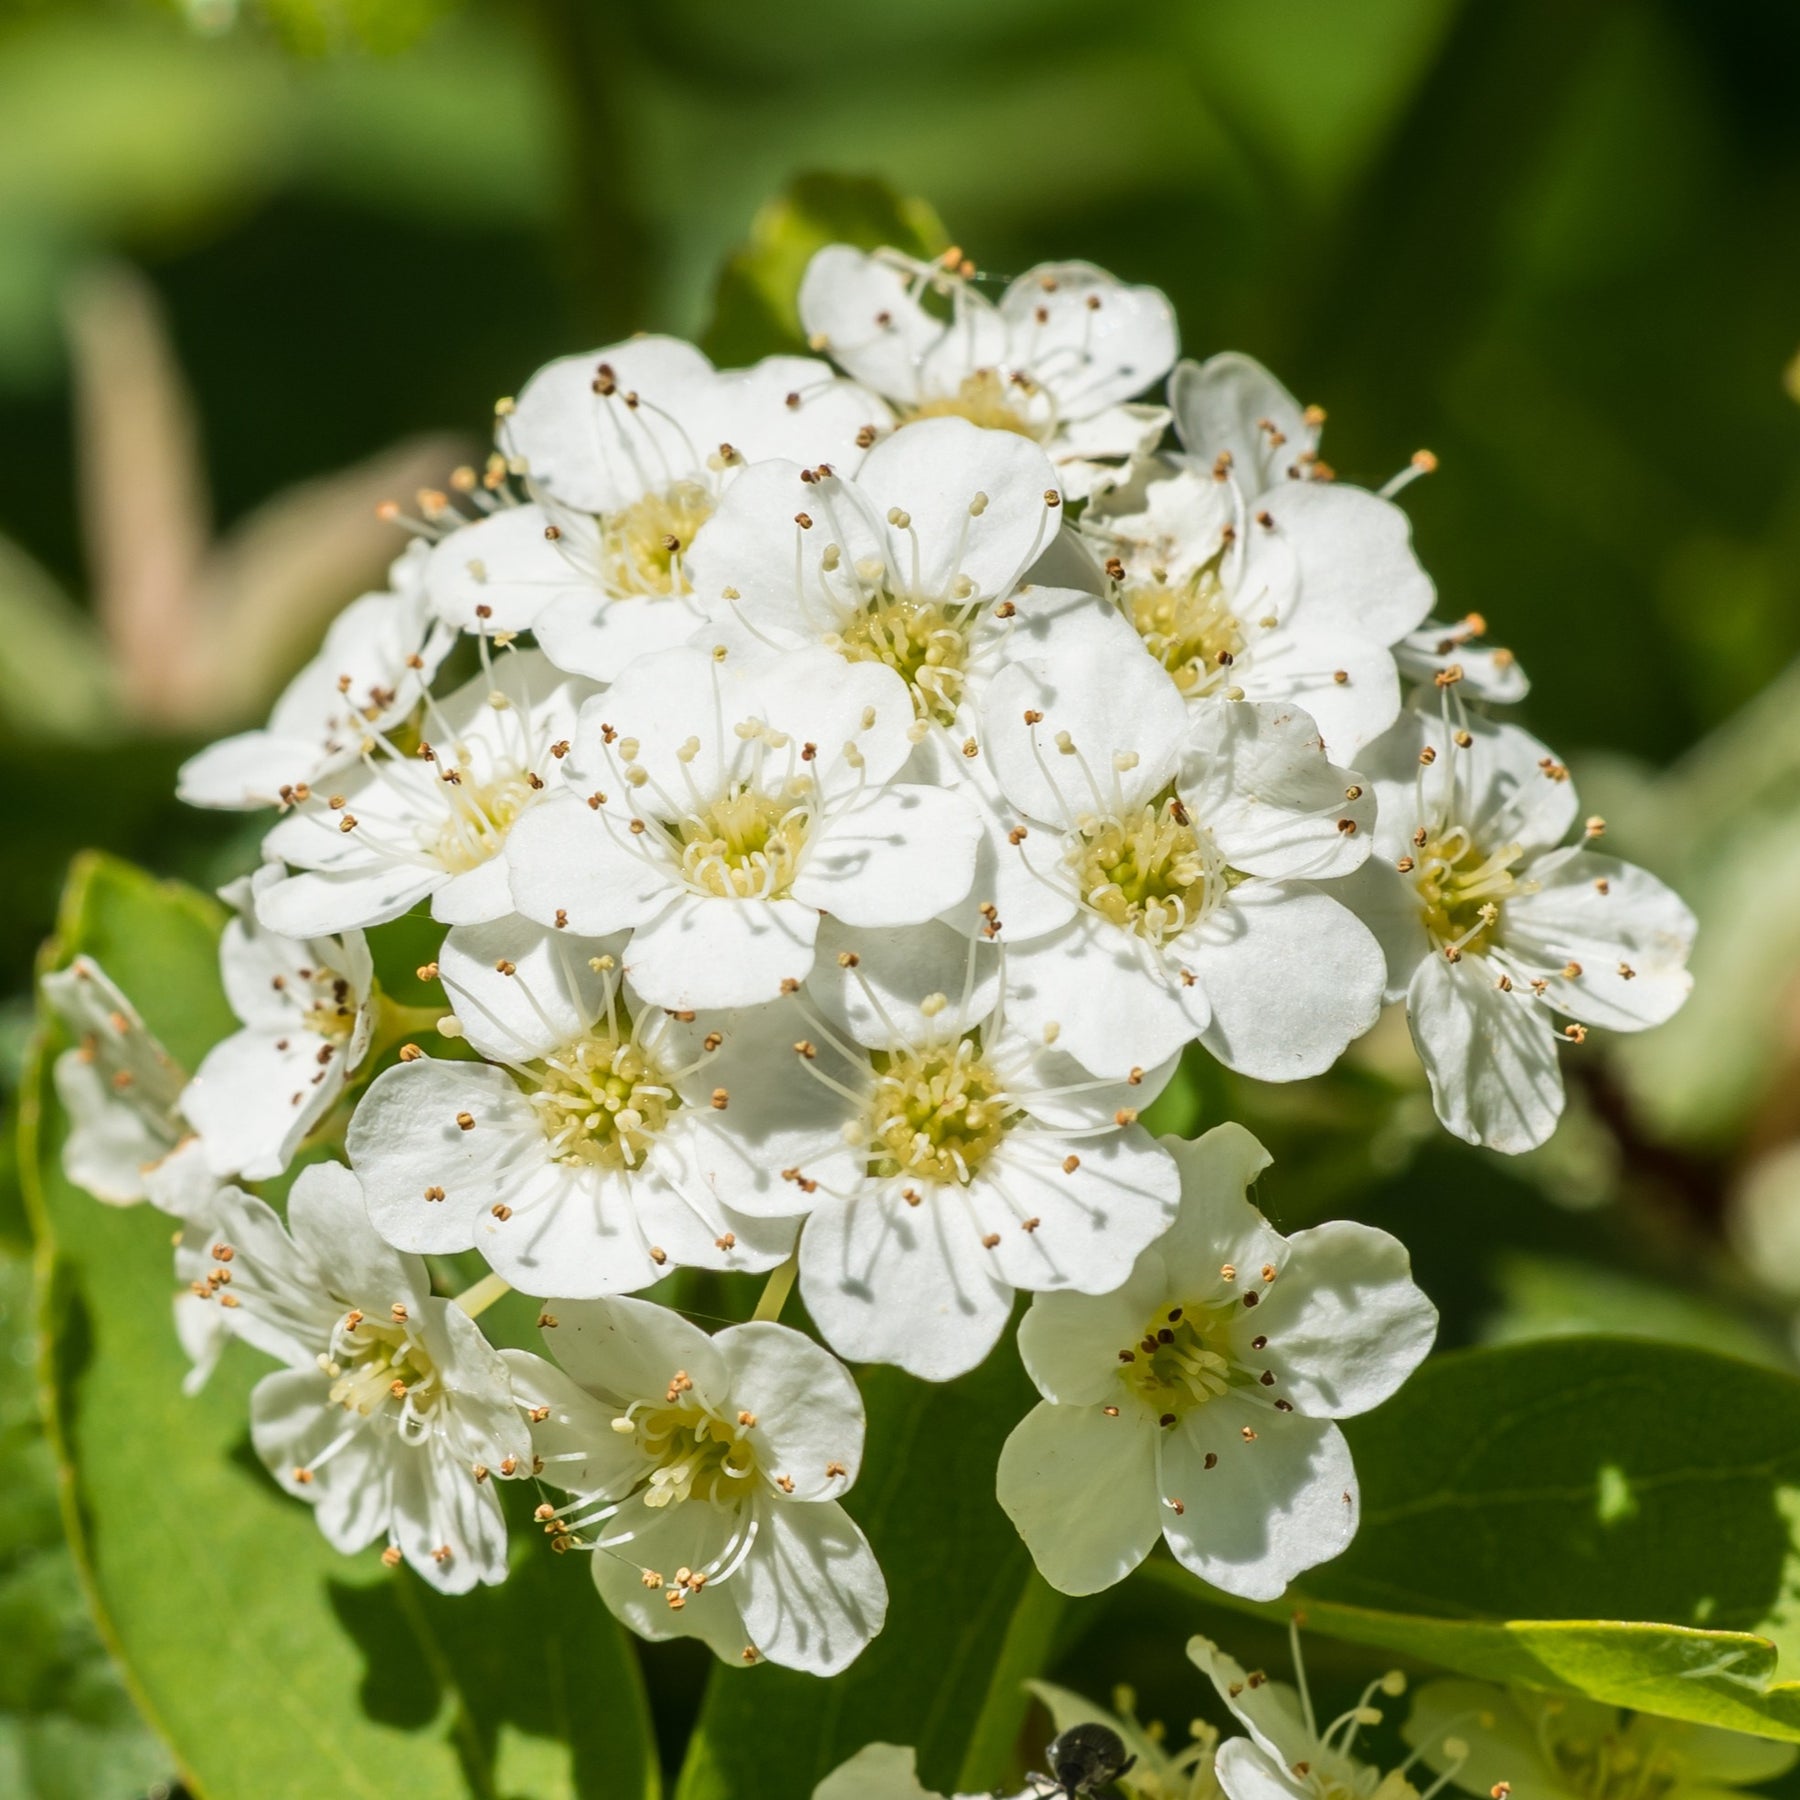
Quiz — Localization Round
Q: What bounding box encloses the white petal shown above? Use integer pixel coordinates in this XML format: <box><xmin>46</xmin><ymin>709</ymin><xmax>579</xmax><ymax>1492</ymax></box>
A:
<box><xmin>437</xmin><ymin>917</ymin><xmax>625</xmax><ymax>1063</ymax></box>
<box><xmin>995</xmin><ymin>261</ymin><xmax>1178</xmax><ymax>419</ymax></box>
<box><xmin>535</xmin><ymin>586</ymin><xmax>708</xmax><ymax>683</ymax></box>
<box><xmin>1170</xmin><ymin>353</ymin><xmax>1317</xmax><ymax>496</ymax></box>
<box><xmin>1213</xmin><ymin>1738</ymin><xmax>1313</xmax><ymax>1800</ymax></box>
<box><xmin>505</xmin><ymin>335</ymin><xmax>717</xmax><ymax>514</ymax></box>
<box><xmin>537</xmin><ymin>1294</ymin><xmax>729</xmax><ymax>1410</ymax></box>
<box><xmin>1232</xmin><ymin>622</ymin><xmax>1404</xmax><ymax>760</ymax></box>
<box><xmin>426</xmin><ymin>504</ymin><xmax>586</xmax><ymax>634</ymax></box>
<box><xmin>737</xmin><ymin>1496</ymin><xmax>888</xmax><ymax>1676</ymax></box>
<box><xmin>1189</xmin><ymin>1634</ymin><xmax>1311</xmax><ymax>1764</ymax></box>
<box><xmin>255</xmin><ymin>862</ymin><xmax>445</xmax><ymax>937</ymax></box>
<box><xmin>697</xmin><ymin>356</ymin><xmax>892</xmax><ymax>472</ymax></box>
<box><xmin>1333</xmin><ymin>857</ymin><xmax>1429</xmax><ymax>1005</ymax></box>
<box><xmin>799</xmin><ymin>246</ymin><xmax>973</xmax><ymax>405</ymax></box>
<box><xmin>1243</xmin><ymin>1220</ymin><xmax>1437</xmax><ymax>1419</ymax></box>
<box><xmin>753</xmin><ymin>649</ymin><xmax>918</xmax><ymax>794</ymax></box>
<box><xmin>52</xmin><ymin>1050</ymin><xmax>176</xmax><ymax>1204</ymax></box>
<box><xmin>807</xmin><ymin>916</ymin><xmax>1001</xmax><ymax>1047</ymax></box>
<box><xmin>1407</xmin><ymin>950</ymin><xmax>1565</xmax><ymax>1153</ymax></box>
<box><xmin>624</xmin><ymin>892</ymin><xmax>820</xmax><ymax>1011</ymax></box>
<box><xmin>590</xmin><ymin>1492</ymin><xmax>751</xmax><ymax>1661</ymax></box>
<box><xmin>1503</xmin><ymin>847</ymin><xmax>1695</xmax><ymax>1032</ymax></box>
<box><xmin>1178</xmin><ymin>700</ymin><xmax>1374</xmax><ymax>879</ymax></box>
<box><xmin>506</xmin><ymin>789</ymin><xmax>680</xmax><ymax>936</ymax></box>
<box><xmin>183</xmin><ymin>1030</ymin><xmax>345</xmax><ymax>1180</ymax></box>
<box><xmin>289</xmin><ymin>1159</ymin><xmax>433</xmax><ymax>1311</ymax></box>
<box><xmin>813</xmin><ymin>1744</ymin><xmax>940</xmax><ymax>1800</ymax></box>
<box><xmin>1015</xmin><ymin>1255</ymin><xmax>1170</xmax><ymax>1405</ymax></box>
<box><xmin>792</xmin><ymin>783</ymin><xmax>980</xmax><ymax>925</ymax></box>
<box><xmin>714</xmin><ymin>1322</ymin><xmax>865</xmax><ymax>1500</ymax></box>
<box><xmin>1159</xmin><ymin>1395</ymin><xmax>1358</xmax><ymax>1601</ymax></box>
<box><xmin>1260</xmin><ymin>482</ymin><xmax>1434</xmax><ymax>647</ymax></box>
<box><xmin>1189</xmin><ymin>882</ymin><xmax>1385</xmax><ymax>1080</ymax></box>
<box><xmin>1155</xmin><ymin>1123</ymin><xmax>1285</xmax><ymax>1297</ymax></box>
<box><xmin>502</xmin><ymin>1346</ymin><xmax>646</xmax><ymax>1496</ymax></box>
<box><xmin>177</xmin><ymin>732</ymin><xmax>332</xmax><ymax>811</ymax></box>
<box><xmin>249</xmin><ymin>1367</ymin><xmax>389</xmax><ymax>1552</ymax></box>
<box><xmin>995</xmin><ymin>1401</ymin><xmax>1162</xmax><ymax>1595</ymax></box>
<box><xmin>999</xmin><ymin>916</ymin><xmax>1196</xmax><ymax>1080</ymax></box>
<box><xmin>1396</xmin><ymin>619</ymin><xmax>1531</xmax><ymax>704</ymax></box>
<box><xmin>799</xmin><ymin>1186</ymin><xmax>1015</xmax><ymax>1381</ymax></box>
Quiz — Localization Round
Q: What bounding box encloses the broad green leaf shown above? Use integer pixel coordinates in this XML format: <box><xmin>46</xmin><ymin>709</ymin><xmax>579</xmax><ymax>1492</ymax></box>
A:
<box><xmin>24</xmin><ymin>853</ymin><xmax>661</xmax><ymax>1799</ymax></box>
<box><xmin>675</xmin><ymin>1343</ymin><xmax>1062</xmax><ymax>1800</ymax></box>
<box><xmin>1147</xmin><ymin>1337</ymin><xmax>1800</xmax><ymax>1739</ymax></box>
<box><xmin>701</xmin><ymin>173</ymin><xmax>947</xmax><ymax>366</ymax></box>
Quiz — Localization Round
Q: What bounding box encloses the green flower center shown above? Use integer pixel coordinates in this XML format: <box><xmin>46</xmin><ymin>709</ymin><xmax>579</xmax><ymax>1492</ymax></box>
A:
<box><xmin>1119</xmin><ymin>1300</ymin><xmax>1238</xmax><ymax>1419</ymax></box>
<box><xmin>627</xmin><ymin>1384</ymin><xmax>759</xmax><ymax>1510</ymax></box>
<box><xmin>599</xmin><ymin>479</ymin><xmax>716</xmax><ymax>597</ymax></box>
<box><xmin>326</xmin><ymin>1319</ymin><xmax>441</xmax><ymax>1419</ymax></box>
<box><xmin>1069</xmin><ymin>794</ymin><xmax>1223</xmax><ymax>941</ymax></box>
<box><xmin>868</xmin><ymin>1037</ymin><xmax>1010</xmax><ymax>1185</ymax></box>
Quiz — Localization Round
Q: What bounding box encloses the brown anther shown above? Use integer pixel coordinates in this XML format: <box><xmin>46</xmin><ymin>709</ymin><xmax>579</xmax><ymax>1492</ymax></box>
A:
<box><xmin>1336</xmin><ymin>818</ymin><xmax>1358</xmax><ymax>835</ymax></box>
<box><xmin>492</xmin><ymin>1203</ymin><xmax>513</xmax><ymax>1221</ymax></box>
<box><xmin>1562</xmin><ymin>961</ymin><xmax>1583</xmax><ymax>979</ymax></box>
<box><xmin>1435</xmin><ymin>665</ymin><xmax>1464</xmax><ymax>688</ymax></box>
<box><xmin>710</xmin><ymin>1087</ymin><xmax>729</xmax><ymax>1110</ymax></box>
<box><xmin>416</xmin><ymin>962</ymin><xmax>439</xmax><ymax>982</ymax></box>
<box><xmin>1585</xmin><ymin>815</ymin><xmax>1607</xmax><ymax>838</ymax></box>
<box><xmin>423</xmin><ymin>1185</ymin><xmax>445</xmax><ymax>1202</ymax></box>
<box><xmin>1113</xmin><ymin>1107</ymin><xmax>1138</xmax><ymax>1127</ymax></box>
<box><xmin>1332</xmin><ymin>669</ymin><xmax>1348</xmax><ymax>685</ymax></box>
<box><xmin>1395</xmin><ymin>856</ymin><xmax>1416</xmax><ymax>873</ymax></box>
<box><xmin>649</xmin><ymin>1246</ymin><xmax>668</xmax><ymax>1265</ymax></box>
<box><xmin>714</xmin><ymin>1232</ymin><xmax>736</xmax><ymax>1249</ymax></box>
<box><xmin>1204</xmin><ymin>1452</ymin><xmax>1219</xmax><ymax>1470</ymax></box>
<box><xmin>1021</xmin><ymin>1217</ymin><xmax>1040</xmax><ymax>1233</ymax></box>
<box><xmin>776</xmin><ymin>1474</ymin><xmax>795</xmax><ymax>1493</ymax></box>
<box><xmin>293</xmin><ymin>1466</ymin><xmax>314</xmax><ymax>1484</ymax></box>
<box><xmin>981</xmin><ymin>1233</ymin><xmax>1001</xmax><ymax>1249</ymax></box>
<box><xmin>793</xmin><ymin>1039</ymin><xmax>817</xmax><ymax>1059</ymax></box>
<box><xmin>1044</xmin><ymin>489</ymin><xmax>1061</xmax><ymax>507</ymax></box>
<box><xmin>456</xmin><ymin>1112</ymin><xmax>475</xmax><ymax>1131</ymax></box>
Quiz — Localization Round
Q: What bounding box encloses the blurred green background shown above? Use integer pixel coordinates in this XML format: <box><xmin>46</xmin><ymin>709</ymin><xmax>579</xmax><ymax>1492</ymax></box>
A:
<box><xmin>5</xmin><ymin>0</ymin><xmax>1800</xmax><ymax>1792</ymax></box>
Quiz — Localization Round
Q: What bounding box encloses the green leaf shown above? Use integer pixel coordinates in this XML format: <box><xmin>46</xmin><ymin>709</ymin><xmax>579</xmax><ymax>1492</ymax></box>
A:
<box><xmin>674</xmin><ymin>1342</ymin><xmax>1062</xmax><ymax>1800</ymax></box>
<box><xmin>23</xmin><ymin>853</ymin><xmax>662</xmax><ymax>1799</ymax></box>
<box><xmin>701</xmin><ymin>174</ymin><xmax>947</xmax><ymax>366</ymax></box>
<box><xmin>1146</xmin><ymin>1337</ymin><xmax>1800</xmax><ymax>1739</ymax></box>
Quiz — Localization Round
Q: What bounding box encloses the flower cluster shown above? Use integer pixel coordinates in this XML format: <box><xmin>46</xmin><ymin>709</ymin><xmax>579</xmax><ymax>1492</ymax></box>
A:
<box><xmin>41</xmin><ymin>239</ymin><xmax>1695</xmax><ymax>1675</ymax></box>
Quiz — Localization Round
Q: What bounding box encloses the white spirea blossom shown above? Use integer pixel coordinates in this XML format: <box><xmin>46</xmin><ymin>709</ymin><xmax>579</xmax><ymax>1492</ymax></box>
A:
<box><xmin>427</xmin><ymin>337</ymin><xmax>890</xmax><ymax>680</ymax></box>
<box><xmin>185</xmin><ymin>1162</ymin><xmax>529</xmax><ymax>1593</ymax></box>
<box><xmin>256</xmin><ymin>647</ymin><xmax>596</xmax><ymax>936</ymax></box>
<box><xmin>799</xmin><ymin>245</ymin><xmax>1178</xmax><ymax>497</ymax></box>
<box><xmin>1347</xmin><ymin>703</ymin><xmax>1696</xmax><ymax>1153</ymax></box>
<box><xmin>178</xmin><ymin>543</ymin><xmax>452</xmax><ymax>810</ymax></box>
<box><xmin>181</xmin><ymin>865</ymin><xmax>374</xmax><ymax>1180</ymax></box>
<box><xmin>1191</xmin><ymin>1633</ymin><xmax>1431</xmax><ymax>1800</ymax></box>
<box><xmin>1403</xmin><ymin>1681</ymin><xmax>1797</xmax><ymax>1800</ymax></box>
<box><xmin>505</xmin><ymin>643</ymin><xmax>980</xmax><ymax>1009</ymax></box>
<box><xmin>997</xmin><ymin>1125</ymin><xmax>1435</xmax><ymax>1600</ymax></box>
<box><xmin>41</xmin><ymin>955</ymin><xmax>189</xmax><ymax>1205</ymax></box>
<box><xmin>1073</xmin><ymin>352</ymin><xmax>1436</xmax><ymax>758</ymax></box>
<box><xmin>505</xmin><ymin>1297</ymin><xmax>886</xmax><ymax>1674</ymax></box>
<box><xmin>981</xmin><ymin>599</ymin><xmax>1384</xmax><ymax>1081</ymax></box>
<box><xmin>349</xmin><ymin>917</ymin><xmax>842</xmax><ymax>1296</ymax></box>
<box><xmin>744</xmin><ymin>919</ymin><xmax>1182</xmax><ymax>1382</ymax></box>
<box><xmin>814</xmin><ymin>1744</ymin><xmax>1028</xmax><ymax>1800</ymax></box>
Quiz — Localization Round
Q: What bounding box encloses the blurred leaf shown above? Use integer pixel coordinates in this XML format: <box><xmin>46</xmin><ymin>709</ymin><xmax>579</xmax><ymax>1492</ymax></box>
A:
<box><xmin>23</xmin><ymin>852</ymin><xmax>661</xmax><ymax>1799</ymax></box>
<box><xmin>1153</xmin><ymin>1337</ymin><xmax>1800</xmax><ymax>1738</ymax></box>
<box><xmin>701</xmin><ymin>173</ymin><xmax>946</xmax><ymax>366</ymax></box>
<box><xmin>255</xmin><ymin>0</ymin><xmax>462</xmax><ymax>58</ymax></box>
<box><xmin>674</xmin><ymin>1342</ymin><xmax>1061</xmax><ymax>1800</ymax></box>
<box><xmin>1483</xmin><ymin>1252</ymin><xmax>1787</xmax><ymax>1368</ymax></box>
<box><xmin>0</xmin><ymin>538</ymin><xmax>111</xmax><ymax>739</ymax></box>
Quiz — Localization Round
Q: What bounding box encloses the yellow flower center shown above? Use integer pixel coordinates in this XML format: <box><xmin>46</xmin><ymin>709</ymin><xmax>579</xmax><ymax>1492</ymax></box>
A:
<box><xmin>1409</xmin><ymin>827</ymin><xmax>1532</xmax><ymax>955</ymax></box>
<box><xmin>431</xmin><ymin>768</ymin><xmax>539</xmax><ymax>873</ymax></box>
<box><xmin>598</xmin><ymin>479</ymin><xmax>716</xmax><ymax>597</ymax></box>
<box><xmin>326</xmin><ymin>1319</ymin><xmax>440</xmax><ymax>1419</ymax></box>
<box><xmin>674</xmin><ymin>785</ymin><xmax>810</xmax><ymax>899</ymax></box>
<box><xmin>836</xmin><ymin>592</ymin><xmax>970</xmax><ymax>726</ymax></box>
<box><xmin>1119</xmin><ymin>1300</ymin><xmax>1237</xmax><ymax>1418</ymax></box>
<box><xmin>868</xmin><ymin>1037</ymin><xmax>1010</xmax><ymax>1185</ymax></box>
<box><xmin>630</xmin><ymin>1389</ymin><xmax>759</xmax><ymax>1510</ymax></box>
<box><xmin>1123</xmin><ymin>563</ymin><xmax>1246</xmax><ymax>698</ymax></box>
<box><xmin>295</xmin><ymin>963</ymin><xmax>358</xmax><ymax>1044</ymax></box>
<box><xmin>904</xmin><ymin>368</ymin><xmax>1046</xmax><ymax>440</ymax></box>
<box><xmin>1069</xmin><ymin>794</ymin><xmax>1223</xmax><ymax>941</ymax></box>
<box><xmin>527</xmin><ymin>1027</ymin><xmax>675</xmax><ymax>1170</ymax></box>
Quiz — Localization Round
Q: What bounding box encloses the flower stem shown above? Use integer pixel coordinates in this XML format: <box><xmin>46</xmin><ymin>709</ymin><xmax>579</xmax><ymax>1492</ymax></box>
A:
<box><xmin>454</xmin><ymin>1272</ymin><xmax>511</xmax><ymax>1320</ymax></box>
<box><xmin>370</xmin><ymin>994</ymin><xmax>449</xmax><ymax>1059</ymax></box>
<box><xmin>751</xmin><ymin>1252</ymin><xmax>798</xmax><ymax>1324</ymax></box>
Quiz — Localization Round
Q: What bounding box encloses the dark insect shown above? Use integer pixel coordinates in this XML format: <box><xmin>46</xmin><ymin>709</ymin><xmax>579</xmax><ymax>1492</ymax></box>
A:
<box><xmin>1023</xmin><ymin>1721</ymin><xmax>1136</xmax><ymax>1797</ymax></box>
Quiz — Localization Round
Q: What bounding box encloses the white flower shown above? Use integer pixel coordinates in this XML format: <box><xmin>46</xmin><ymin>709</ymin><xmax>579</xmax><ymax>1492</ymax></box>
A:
<box><xmin>814</xmin><ymin>1744</ymin><xmax>1027</xmax><ymax>1800</ymax></box>
<box><xmin>741</xmin><ymin>918</ymin><xmax>1182</xmax><ymax>1382</ymax></box>
<box><xmin>980</xmin><ymin>600</ymin><xmax>1385</xmax><ymax>1081</ymax></box>
<box><xmin>177</xmin><ymin>543</ymin><xmax>452</xmax><ymax>809</ymax></box>
<box><xmin>504</xmin><ymin>1296</ymin><xmax>886</xmax><ymax>1674</ymax></box>
<box><xmin>426</xmin><ymin>337</ymin><xmax>890</xmax><ymax>681</ymax></box>
<box><xmin>1347</xmin><ymin>704</ymin><xmax>1696</xmax><ymax>1153</ymax></box>
<box><xmin>1074</xmin><ymin>353</ymin><xmax>1435</xmax><ymax>758</ymax></box>
<box><xmin>41</xmin><ymin>955</ymin><xmax>189</xmax><ymax>1205</ymax></box>
<box><xmin>688</xmin><ymin>413</ymin><xmax>1072</xmax><ymax>728</ymax></box>
<box><xmin>1191</xmin><ymin>1631</ymin><xmax>1428</xmax><ymax>1800</ymax></box>
<box><xmin>256</xmin><ymin>647</ymin><xmax>596</xmax><ymax>936</ymax></box>
<box><xmin>504</xmin><ymin>642</ymin><xmax>980</xmax><ymax>1010</ymax></box>
<box><xmin>997</xmin><ymin>1124</ymin><xmax>1435</xmax><ymax>1600</ymax></box>
<box><xmin>181</xmin><ymin>864</ymin><xmax>374</xmax><ymax>1180</ymax></box>
<box><xmin>799</xmin><ymin>246</ymin><xmax>1178</xmax><ymax>497</ymax></box>
<box><xmin>1403</xmin><ymin>1680</ymin><xmax>1797</xmax><ymax>1800</ymax></box>
<box><xmin>184</xmin><ymin>1161</ymin><xmax>529</xmax><ymax>1593</ymax></box>
<box><xmin>1394</xmin><ymin>613</ymin><xmax>1529</xmax><ymax>705</ymax></box>
<box><xmin>349</xmin><ymin>916</ymin><xmax>841</xmax><ymax>1297</ymax></box>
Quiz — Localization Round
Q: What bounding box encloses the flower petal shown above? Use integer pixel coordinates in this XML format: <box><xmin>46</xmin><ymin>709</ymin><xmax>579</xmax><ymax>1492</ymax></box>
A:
<box><xmin>737</xmin><ymin>1495</ymin><xmax>888</xmax><ymax>1676</ymax></box>
<box><xmin>625</xmin><ymin>893</ymin><xmax>820</xmax><ymax>1011</ymax></box>
<box><xmin>792</xmin><ymin>783</ymin><xmax>980</xmax><ymax>925</ymax></box>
